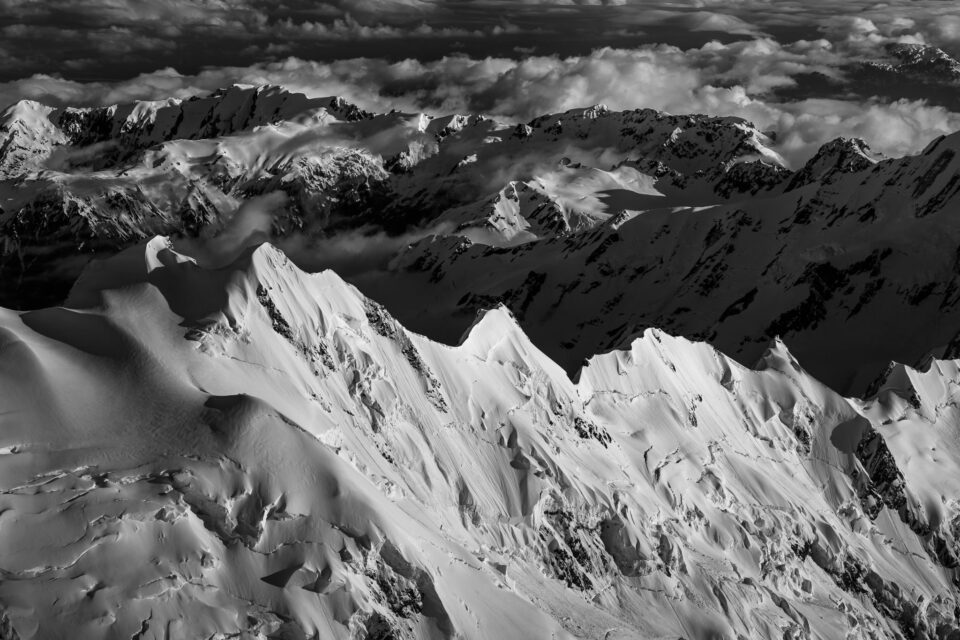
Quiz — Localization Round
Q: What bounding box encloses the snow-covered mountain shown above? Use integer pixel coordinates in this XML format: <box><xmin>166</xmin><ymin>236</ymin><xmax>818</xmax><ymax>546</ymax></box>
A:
<box><xmin>4</xmin><ymin>83</ymin><xmax>960</xmax><ymax>637</ymax></box>
<box><xmin>364</xmin><ymin>130</ymin><xmax>960</xmax><ymax>393</ymax></box>
<box><xmin>0</xmin><ymin>85</ymin><xmax>380</xmax><ymax>306</ymax></box>
<box><xmin>1</xmin><ymin>85</ymin><xmax>371</xmax><ymax>174</ymax></box>
<box><xmin>5</xmin><ymin>83</ymin><xmax>960</xmax><ymax>391</ymax></box>
<box><xmin>0</xmin><ymin>85</ymin><xmax>786</xmax><ymax>305</ymax></box>
<box><xmin>862</xmin><ymin>43</ymin><xmax>960</xmax><ymax>89</ymax></box>
<box><xmin>1</xmin><ymin>236</ymin><xmax>958</xmax><ymax>639</ymax></box>
<box><xmin>8</xmin><ymin>83</ymin><xmax>960</xmax><ymax>394</ymax></box>
<box><xmin>851</xmin><ymin>43</ymin><xmax>960</xmax><ymax>111</ymax></box>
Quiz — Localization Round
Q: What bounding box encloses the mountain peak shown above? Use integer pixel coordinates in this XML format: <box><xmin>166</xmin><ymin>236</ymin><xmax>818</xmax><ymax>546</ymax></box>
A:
<box><xmin>787</xmin><ymin>136</ymin><xmax>881</xmax><ymax>189</ymax></box>
<box><xmin>755</xmin><ymin>336</ymin><xmax>803</xmax><ymax>373</ymax></box>
<box><xmin>0</xmin><ymin>99</ymin><xmax>63</xmax><ymax>174</ymax></box>
<box><xmin>1</xmin><ymin>98</ymin><xmax>55</xmax><ymax>122</ymax></box>
<box><xmin>860</xmin><ymin>42</ymin><xmax>960</xmax><ymax>88</ymax></box>
<box><xmin>886</xmin><ymin>42</ymin><xmax>960</xmax><ymax>78</ymax></box>
<box><xmin>0</xmin><ymin>85</ymin><xmax>376</xmax><ymax>180</ymax></box>
<box><xmin>458</xmin><ymin>304</ymin><xmax>521</xmax><ymax>344</ymax></box>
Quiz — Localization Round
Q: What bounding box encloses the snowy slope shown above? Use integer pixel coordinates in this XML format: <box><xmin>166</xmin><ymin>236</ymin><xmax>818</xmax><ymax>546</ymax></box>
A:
<box><xmin>0</xmin><ymin>238</ymin><xmax>958</xmax><ymax>639</ymax></box>
<box><xmin>0</xmin><ymin>100</ymin><xmax>65</xmax><ymax>175</ymax></box>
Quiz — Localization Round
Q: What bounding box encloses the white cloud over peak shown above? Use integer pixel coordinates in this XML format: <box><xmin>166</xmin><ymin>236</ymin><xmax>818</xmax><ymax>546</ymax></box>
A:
<box><xmin>3</xmin><ymin>38</ymin><xmax>959</xmax><ymax>168</ymax></box>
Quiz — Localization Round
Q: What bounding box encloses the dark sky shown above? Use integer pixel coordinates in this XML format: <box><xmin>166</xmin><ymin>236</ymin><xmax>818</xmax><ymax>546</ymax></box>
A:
<box><xmin>2</xmin><ymin>0</ymin><xmax>957</xmax><ymax>82</ymax></box>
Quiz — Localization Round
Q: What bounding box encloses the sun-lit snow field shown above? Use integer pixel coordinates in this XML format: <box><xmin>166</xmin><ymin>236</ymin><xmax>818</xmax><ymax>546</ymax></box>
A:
<box><xmin>0</xmin><ymin>237</ymin><xmax>957</xmax><ymax>639</ymax></box>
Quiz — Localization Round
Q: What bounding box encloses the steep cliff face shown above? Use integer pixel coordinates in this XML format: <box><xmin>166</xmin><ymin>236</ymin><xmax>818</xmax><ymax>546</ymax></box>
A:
<box><xmin>0</xmin><ymin>238</ymin><xmax>957</xmax><ymax>640</ymax></box>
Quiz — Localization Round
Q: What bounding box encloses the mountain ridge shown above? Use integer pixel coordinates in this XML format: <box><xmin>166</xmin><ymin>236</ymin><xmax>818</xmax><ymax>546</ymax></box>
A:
<box><xmin>0</xmin><ymin>84</ymin><xmax>793</xmax><ymax>309</ymax></box>
<box><xmin>6</xmin><ymin>85</ymin><xmax>959</xmax><ymax>394</ymax></box>
<box><xmin>366</xmin><ymin>124</ymin><xmax>960</xmax><ymax>394</ymax></box>
<box><xmin>1</xmin><ymin>235</ymin><xmax>959</xmax><ymax>639</ymax></box>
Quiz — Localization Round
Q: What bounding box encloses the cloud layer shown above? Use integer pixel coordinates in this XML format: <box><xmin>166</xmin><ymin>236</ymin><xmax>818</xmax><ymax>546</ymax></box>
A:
<box><xmin>3</xmin><ymin>0</ymin><xmax>960</xmax><ymax>80</ymax></box>
<box><xmin>2</xmin><ymin>1</ymin><xmax>960</xmax><ymax>165</ymax></box>
<box><xmin>4</xmin><ymin>40</ymin><xmax>960</xmax><ymax>166</ymax></box>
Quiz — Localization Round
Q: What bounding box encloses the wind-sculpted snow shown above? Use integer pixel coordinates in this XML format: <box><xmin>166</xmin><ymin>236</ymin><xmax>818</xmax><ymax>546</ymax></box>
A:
<box><xmin>0</xmin><ymin>238</ymin><xmax>958</xmax><ymax>639</ymax></box>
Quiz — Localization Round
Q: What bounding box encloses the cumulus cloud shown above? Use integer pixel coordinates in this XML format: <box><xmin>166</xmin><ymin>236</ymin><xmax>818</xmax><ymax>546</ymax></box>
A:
<box><xmin>0</xmin><ymin>44</ymin><xmax>808</xmax><ymax>119</ymax></box>
<box><xmin>926</xmin><ymin>15</ymin><xmax>960</xmax><ymax>45</ymax></box>
<box><xmin>2</xmin><ymin>15</ymin><xmax>960</xmax><ymax>168</ymax></box>
<box><xmin>275</xmin><ymin>222</ymin><xmax>458</xmax><ymax>276</ymax></box>
<box><xmin>774</xmin><ymin>99</ymin><xmax>960</xmax><ymax>161</ymax></box>
<box><xmin>6</xmin><ymin>0</ymin><xmax>960</xmax><ymax>86</ymax></box>
<box><xmin>0</xmin><ymin>0</ymin><xmax>447</xmax><ymax>81</ymax></box>
<box><xmin>170</xmin><ymin>189</ymin><xmax>455</xmax><ymax>276</ymax></box>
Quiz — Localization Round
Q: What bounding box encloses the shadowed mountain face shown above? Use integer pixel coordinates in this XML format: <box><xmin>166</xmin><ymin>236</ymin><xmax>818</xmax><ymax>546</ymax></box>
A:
<box><xmin>363</xmin><ymin>132</ymin><xmax>960</xmax><ymax>394</ymax></box>
<box><xmin>1</xmin><ymin>236</ymin><xmax>959</xmax><ymax>639</ymax></box>
<box><xmin>4</xmin><ymin>84</ymin><xmax>960</xmax><ymax>393</ymax></box>
<box><xmin>857</xmin><ymin>44</ymin><xmax>960</xmax><ymax>107</ymax></box>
